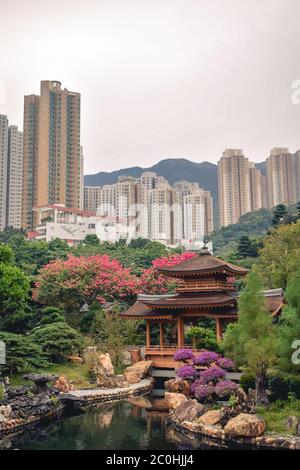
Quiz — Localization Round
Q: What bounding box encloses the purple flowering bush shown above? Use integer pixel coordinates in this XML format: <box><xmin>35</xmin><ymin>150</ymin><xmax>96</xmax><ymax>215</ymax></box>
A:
<box><xmin>199</xmin><ymin>365</ymin><xmax>225</xmax><ymax>383</ymax></box>
<box><xmin>215</xmin><ymin>380</ymin><xmax>238</xmax><ymax>397</ymax></box>
<box><xmin>173</xmin><ymin>348</ymin><xmax>237</xmax><ymax>403</ymax></box>
<box><xmin>177</xmin><ymin>364</ymin><xmax>199</xmax><ymax>379</ymax></box>
<box><xmin>193</xmin><ymin>384</ymin><xmax>215</xmax><ymax>401</ymax></box>
<box><xmin>173</xmin><ymin>349</ymin><xmax>194</xmax><ymax>362</ymax></box>
<box><xmin>193</xmin><ymin>351</ymin><xmax>219</xmax><ymax>366</ymax></box>
<box><xmin>216</xmin><ymin>357</ymin><xmax>234</xmax><ymax>370</ymax></box>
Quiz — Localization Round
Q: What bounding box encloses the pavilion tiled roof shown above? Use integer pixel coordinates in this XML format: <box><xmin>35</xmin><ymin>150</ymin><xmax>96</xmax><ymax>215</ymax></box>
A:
<box><xmin>141</xmin><ymin>294</ymin><xmax>237</xmax><ymax>309</ymax></box>
<box><xmin>157</xmin><ymin>248</ymin><xmax>249</xmax><ymax>277</ymax></box>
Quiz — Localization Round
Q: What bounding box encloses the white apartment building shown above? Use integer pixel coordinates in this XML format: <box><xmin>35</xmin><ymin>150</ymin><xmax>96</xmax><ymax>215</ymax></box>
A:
<box><xmin>0</xmin><ymin>115</ymin><xmax>8</xmax><ymax>230</ymax></box>
<box><xmin>6</xmin><ymin>126</ymin><xmax>23</xmax><ymax>228</ymax></box>
<box><xmin>266</xmin><ymin>148</ymin><xmax>297</xmax><ymax>208</ymax></box>
<box><xmin>31</xmin><ymin>204</ymin><xmax>102</xmax><ymax>245</ymax></box>
<box><xmin>149</xmin><ymin>182</ymin><xmax>174</xmax><ymax>244</ymax></box>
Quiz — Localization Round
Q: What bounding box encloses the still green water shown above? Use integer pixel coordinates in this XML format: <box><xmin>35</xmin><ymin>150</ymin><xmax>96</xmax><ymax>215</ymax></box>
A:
<box><xmin>0</xmin><ymin>400</ymin><xmax>249</xmax><ymax>450</ymax></box>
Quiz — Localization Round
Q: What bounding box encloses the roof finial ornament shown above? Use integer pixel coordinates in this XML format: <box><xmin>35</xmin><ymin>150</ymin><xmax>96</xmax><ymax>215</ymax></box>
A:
<box><xmin>199</xmin><ymin>236</ymin><xmax>210</xmax><ymax>255</ymax></box>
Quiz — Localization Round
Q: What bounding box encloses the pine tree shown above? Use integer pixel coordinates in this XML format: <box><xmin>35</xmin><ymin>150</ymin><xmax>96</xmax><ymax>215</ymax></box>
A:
<box><xmin>272</xmin><ymin>204</ymin><xmax>288</xmax><ymax>227</ymax></box>
<box><xmin>223</xmin><ymin>271</ymin><xmax>278</xmax><ymax>406</ymax></box>
<box><xmin>278</xmin><ymin>269</ymin><xmax>300</xmax><ymax>372</ymax></box>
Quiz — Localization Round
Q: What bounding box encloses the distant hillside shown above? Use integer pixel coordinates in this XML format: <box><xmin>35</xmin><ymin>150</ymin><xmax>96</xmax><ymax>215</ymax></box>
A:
<box><xmin>255</xmin><ymin>161</ymin><xmax>266</xmax><ymax>176</ymax></box>
<box><xmin>85</xmin><ymin>158</ymin><xmax>219</xmax><ymax>225</ymax></box>
<box><xmin>211</xmin><ymin>203</ymin><xmax>300</xmax><ymax>256</ymax></box>
<box><xmin>211</xmin><ymin>208</ymin><xmax>274</xmax><ymax>256</ymax></box>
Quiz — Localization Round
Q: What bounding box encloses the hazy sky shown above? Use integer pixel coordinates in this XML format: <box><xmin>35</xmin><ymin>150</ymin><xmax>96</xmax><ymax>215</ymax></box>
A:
<box><xmin>1</xmin><ymin>0</ymin><xmax>300</xmax><ymax>174</ymax></box>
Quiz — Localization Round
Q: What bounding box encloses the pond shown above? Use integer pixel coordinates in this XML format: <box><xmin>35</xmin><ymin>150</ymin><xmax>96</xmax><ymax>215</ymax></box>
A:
<box><xmin>0</xmin><ymin>399</ymin><xmax>250</xmax><ymax>450</ymax></box>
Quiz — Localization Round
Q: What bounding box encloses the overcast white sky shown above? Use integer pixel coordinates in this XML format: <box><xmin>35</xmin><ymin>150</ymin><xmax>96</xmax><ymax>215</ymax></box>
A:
<box><xmin>1</xmin><ymin>0</ymin><xmax>300</xmax><ymax>174</ymax></box>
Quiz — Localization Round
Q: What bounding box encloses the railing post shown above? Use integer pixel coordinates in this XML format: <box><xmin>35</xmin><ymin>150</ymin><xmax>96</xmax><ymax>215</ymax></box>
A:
<box><xmin>146</xmin><ymin>319</ymin><xmax>151</xmax><ymax>349</ymax></box>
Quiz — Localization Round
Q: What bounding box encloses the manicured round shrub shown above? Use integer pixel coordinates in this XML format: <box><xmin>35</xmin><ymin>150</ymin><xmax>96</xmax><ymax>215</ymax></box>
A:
<box><xmin>215</xmin><ymin>380</ymin><xmax>238</xmax><ymax>397</ymax></box>
<box><xmin>177</xmin><ymin>364</ymin><xmax>199</xmax><ymax>379</ymax></box>
<box><xmin>193</xmin><ymin>351</ymin><xmax>219</xmax><ymax>366</ymax></box>
<box><xmin>193</xmin><ymin>384</ymin><xmax>215</xmax><ymax>401</ymax></box>
<box><xmin>174</xmin><ymin>349</ymin><xmax>194</xmax><ymax>362</ymax></box>
<box><xmin>199</xmin><ymin>365</ymin><xmax>226</xmax><ymax>383</ymax></box>
<box><xmin>30</xmin><ymin>321</ymin><xmax>83</xmax><ymax>363</ymax></box>
<box><xmin>216</xmin><ymin>357</ymin><xmax>234</xmax><ymax>371</ymax></box>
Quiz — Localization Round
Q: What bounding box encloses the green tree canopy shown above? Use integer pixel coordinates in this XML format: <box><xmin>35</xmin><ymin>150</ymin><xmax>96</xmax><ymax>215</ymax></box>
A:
<box><xmin>277</xmin><ymin>269</ymin><xmax>300</xmax><ymax>372</ymax></box>
<box><xmin>222</xmin><ymin>271</ymin><xmax>278</xmax><ymax>405</ymax></box>
<box><xmin>256</xmin><ymin>220</ymin><xmax>300</xmax><ymax>288</ymax></box>
<box><xmin>0</xmin><ymin>244</ymin><xmax>30</xmax><ymax>333</ymax></box>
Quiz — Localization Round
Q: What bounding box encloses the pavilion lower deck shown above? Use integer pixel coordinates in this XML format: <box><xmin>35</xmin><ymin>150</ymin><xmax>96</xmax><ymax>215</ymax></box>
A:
<box><xmin>145</xmin><ymin>345</ymin><xmax>204</xmax><ymax>368</ymax></box>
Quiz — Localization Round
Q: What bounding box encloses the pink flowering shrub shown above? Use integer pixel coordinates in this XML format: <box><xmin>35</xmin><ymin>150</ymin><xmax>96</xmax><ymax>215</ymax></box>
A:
<box><xmin>33</xmin><ymin>254</ymin><xmax>139</xmax><ymax>310</ymax></box>
<box><xmin>152</xmin><ymin>252</ymin><xmax>197</xmax><ymax>269</ymax></box>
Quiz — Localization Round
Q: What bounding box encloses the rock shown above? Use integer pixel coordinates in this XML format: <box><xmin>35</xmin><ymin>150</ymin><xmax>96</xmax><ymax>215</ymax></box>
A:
<box><xmin>97</xmin><ymin>353</ymin><xmax>114</xmax><ymax>376</ymax></box>
<box><xmin>23</xmin><ymin>374</ymin><xmax>58</xmax><ymax>394</ymax></box>
<box><xmin>165</xmin><ymin>379</ymin><xmax>190</xmax><ymax>396</ymax></box>
<box><xmin>172</xmin><ymin>399</ymin><xmax>206</xmax><ymax>422</ymax></box>
<box><xmin>123</xmin><ymin>360</ymin><xmax>153</xmax><ymax>384</ymax></box>
<box><xmin>198</xmin><ymin>409</ymin><xmax>221</xmax><ymax>426</ymax></box>
<box><xmin>53</xmin><ymin>375</ymin><xmax>77</xmax><ymax>393</ymax></box>
<box><xmin>94</xmin><ymin>363</ymin><xmax>120</xmax><ymax>389</ymax></box>
<box><xmin>0</xmin><ymin>405</ymin><xmax>12</xmax><ymax>419</ymax></box>
<box><xmin>67</xmin><ymin>356</ymin><xmax>83</xmax><ymax>364</ymax></box>
<box><xmin>127</xmin><ymin>396</ymin><xmax>153</xmax><ymax>408</ymax></box>
<box><xmin>224</xmin><ymin>413</ymin><xmax>265</xmax><ymax>437</ymax></box>
<box><xmin>165</xmin><ymin>392</ymin><xmax>188</xmax><ymax>409</ymax></box>
<box><xmin>286</xmin><ymin>415</ymin><xmax>300</xmax><ymax>433</ymax></box>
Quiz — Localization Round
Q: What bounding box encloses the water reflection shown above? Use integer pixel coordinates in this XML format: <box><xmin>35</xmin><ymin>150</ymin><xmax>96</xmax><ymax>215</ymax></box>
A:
<box><xmin>0</xmin><ymin>399</ymin><xmax>245</xmax><ymax>450</ymax></box>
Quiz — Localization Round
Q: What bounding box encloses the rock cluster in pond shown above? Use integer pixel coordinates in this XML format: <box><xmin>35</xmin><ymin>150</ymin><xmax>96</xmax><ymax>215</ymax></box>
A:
<box><xmin>0</xmin><ymin>375</ymin><xmax>63</xmax><ymax>432</ymax></box>
<box><xmin>224</xmin><ymin>413</ymin><xmax>266</xmax><ymax>437</ymax></box>
<box><xmin>172</xmin><ymin>399</ymin><xmax>206</xmax><ymax>422</ymax></box>
<box><xmin>167</xmin><ymin>379</ymin><xmax>266</xmax><ymax>439</ymax></box>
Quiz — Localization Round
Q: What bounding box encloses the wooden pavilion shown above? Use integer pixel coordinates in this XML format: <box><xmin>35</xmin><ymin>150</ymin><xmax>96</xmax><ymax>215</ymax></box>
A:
<box><xmin>120</xmin><ymin>247</ymin><xmax>284</xmax><ymax>368</ymax></box>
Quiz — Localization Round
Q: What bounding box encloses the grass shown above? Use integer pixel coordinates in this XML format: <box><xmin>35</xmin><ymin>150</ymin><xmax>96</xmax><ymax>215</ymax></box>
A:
<box><xmin>257</xmin><ymin>399</ymin><xmax>300</xmax><ymax>435</ymax></box>
<box><xmin>9</xmin><ymin>362</ymin><xmax>97</xmax><ymax>390</ymax></box>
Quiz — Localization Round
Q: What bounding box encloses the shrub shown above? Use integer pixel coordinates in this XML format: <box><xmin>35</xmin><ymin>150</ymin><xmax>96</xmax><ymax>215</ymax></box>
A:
<box><xmin>216</xmin><ymin>357</ymin><xmax>234</xmax><ymax>370</ymax></box>
<box><xmin>30</xmin><ymin>322</ymin><xmax>83</xmax><ymax>363</ymax></box>
<box><xmin>185</xmin><ymin>326</ymin><xmax>219</xmax><ymax>351</ymax></box>
<box><xmin>240</xmin><ymin>373</ymin><xmax>256</xmax><ymax>393</ymax></box>
<box><xmin>267</xmin><ymin>372</ymin><xmax>300</xmax><ymax>401</ymax></box>
<box><xmin>177</xmin><ymin>365</ymin><xmax>199</xmax><ymax>379</ymax></box>
<box><xmin>173</xmin><ymin>349</ymin><xmax>194</xmax><ymax>362</ymax></box>
<box><xmin>215</xmin><ymin>380</ymin><xmax>238</xmax><ymax>397</ymax></box>
<box><xmin>193</xmin><ymin>351</ymin><xmax>218</xmax><ymax>366</ymax></box>
<box><xmin>199</xmin><ymin>365</ymin><xmax>226</xmax><ymax>384</ymax></box>
<box><xmin>193</xmin><ymin>384</ymin><xmax>215</xmax><ymax>402</ymax></box>
<box><xmin>0</xmin><ymin>332</ymin><xmax>48</xmax><ymax>374</ymax></box>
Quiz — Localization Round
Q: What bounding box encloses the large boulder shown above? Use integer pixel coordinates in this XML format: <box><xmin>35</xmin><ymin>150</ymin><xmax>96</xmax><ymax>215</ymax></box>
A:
<box><xmin>198</xmin><ymin>409</ymin><xmax>221</xmax><ymax>426</ymax></box>
<box><xmin>53</xmin><ymin>375</ymin><xmax>77</xmax><ymax>393</ymax></box>
<box><xmin>224</xmin><ymin>413</ymin><xmax>265</xmax><ymax>437</ymax></box>
<box><xmin>94</xmin><ymin>363</ymin><xmax>120</xmax><ymax>388</ymax></box>
<box><xmin>0</xmin><ymin>405</ymin><xmax>12</xmax><ymax>422</ymax></box>
<box><xmin>165</xmin><ymin>379</ymin><xmax>190</xmax><ymax>396</ymax></box>
<box><xmin>165</xmin><ymin>392</ymin><xmax>188</xmax><ymax>409</ymax></box>
<box><xmin>123</xmin><ymin>360</ymin><xmax>153</xmax><ymax>384</ymax></box>
<box><xmin>97</xmin><ymin>353</ymin><xmax>114</xmax><ymax>376</ymax></box>
<box><xmin>172</xmin><ymin>399</ymin><xmax>206</xmax><ymax>422</ymax></box>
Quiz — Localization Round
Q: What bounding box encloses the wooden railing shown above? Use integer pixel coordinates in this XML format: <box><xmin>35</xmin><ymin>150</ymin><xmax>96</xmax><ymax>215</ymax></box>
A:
<box><xmin>176</xmin><ymin>280</ymin><xmax>235</xmax><ymax>292</ymax></box>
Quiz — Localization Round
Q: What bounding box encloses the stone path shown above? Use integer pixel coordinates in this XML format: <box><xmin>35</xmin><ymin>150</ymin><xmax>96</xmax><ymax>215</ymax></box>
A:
<box><xmin>60</xmin><ymin>379</ymin><xmax>152</xmax><ymax>403</ymax></box>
